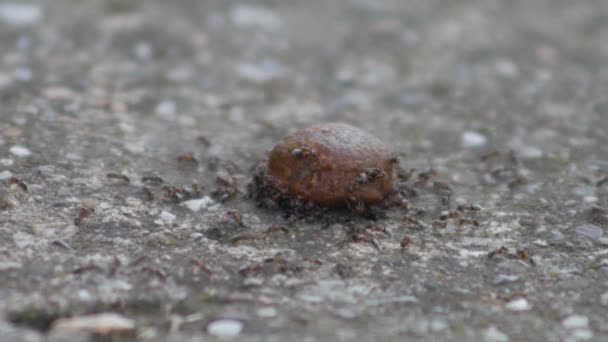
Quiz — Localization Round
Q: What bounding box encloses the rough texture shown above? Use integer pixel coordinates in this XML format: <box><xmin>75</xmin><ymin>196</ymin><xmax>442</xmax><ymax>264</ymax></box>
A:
<box><xmin>267</xmin><ymin>123</ymin><xmax>394</xmax><ymax>207</ymax></box>
<box><xmin>1</xmin><ymin>0</ymin><xmax>608</xmax><ymax>341</ymax></box>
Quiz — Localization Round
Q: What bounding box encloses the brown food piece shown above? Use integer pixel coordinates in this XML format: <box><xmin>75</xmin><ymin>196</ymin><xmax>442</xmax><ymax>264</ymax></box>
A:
<box><xmin>267</xmin><ymin>123</ymin><xmax>394</xmax><ymax>207</ymax></box>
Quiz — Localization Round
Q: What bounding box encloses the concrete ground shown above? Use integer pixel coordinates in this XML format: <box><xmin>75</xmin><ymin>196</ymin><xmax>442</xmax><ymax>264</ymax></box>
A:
<box><xmin>1</xmin><ymin>0</ymin><xmax>608</xmax><ymax>341</ymax></box>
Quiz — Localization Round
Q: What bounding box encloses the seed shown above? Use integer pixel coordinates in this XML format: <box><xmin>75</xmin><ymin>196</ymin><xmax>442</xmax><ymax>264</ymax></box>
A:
<box><xmin>266</xmin><ymin>123</ymin><xmax>394</xmax><ymax>207</ymax></box>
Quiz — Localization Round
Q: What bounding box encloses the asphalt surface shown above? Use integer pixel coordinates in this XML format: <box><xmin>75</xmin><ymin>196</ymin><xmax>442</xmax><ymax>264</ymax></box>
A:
<box><xmin>1</xmin><ymin>0</ymin><xmax>608</xmax><ymax>341</ymax></box>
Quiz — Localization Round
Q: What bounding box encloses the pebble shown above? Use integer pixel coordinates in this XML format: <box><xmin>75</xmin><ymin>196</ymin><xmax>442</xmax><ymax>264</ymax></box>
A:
<box><xmin>134</xmin><ymin>41</ymin><xmax>153</xmax><ymax>60</ymax></box>
<box><xmin>570</xmin><ymin>329</ymin><xmax>594</xmax><ymax>341</ymax></box>
<box><xmin>237</xmin><ymin>60</ymin><xmax>284</xmax><ymax>84</ymax></box>
<box><xmin>0</xmin><ymin>73</ymin><xmax>9</xmax><ymax>88</ymax></box>
<box><xmin>505</xmin><ymin>297</ymin><xmax>531</xmax><ymax>311</ymax></box>
<box><xmin>492</xmin><ymin>274</ymin><xmax>519</xmax><ymax>285</ymax></box>
<box><xmin>266</xmin><ymin>123</ymin><xmax>394</xmax><ymax>207</ymax></box>
<box><xmin>0</xmin><ymin>170</ymin><xmax>12</xmax><ymax>180</ymax></box>
<box><xmin>207</xmin><ymin>319</ymin><xmax>243</xmax><ymax>338</ymax></box>
<box><xmin>519</xmin><ymin>146</ymin><xmax>543</xmax><ymax>159</ymax></box>
<box><xmin>549</xmin><ymin>230</ymin><xmax>564</xmax><ymax>241</ymax></box>
<box><xmin>0</xmin><ymin>159</ymin><xmax>13</xmax><ymax>166</ymax></box>
<box><xmin>583</xmin><ymin>196</ymin><xmax>598</xmax><ymax>204</ymax></box>
<box><xmin>159</xmin><ymin>211</ymin><xmax>176</xmax><ymax>224</ymax></box>
<box><xmin>495</xmin><ymin>59</ymin><xmax>519</xmax><ymax>78</ymax></box>
<box><xmin>9</xmin><ymin>145</ymin><xmax>32</xmax><ymax>157</ymax></box>
<box><xmin>601</xmin><ymin>292</ymin><xmax>608</xmax><ymax>306</ymax></box>
<box><xmin>36</xmin><ymin>165</ymin><xmax>56</xmax><ymax>175</ymax></box>
<box><xmin>366</xmin><ymin>296</ymin><xmax>418</xmax><ymax>306</ymax></box>
<box><xmin>12</xmin><ymin>67</ymin><xmax>32</xmax><ymax>81</ymax></box>
<box><xmin>483</xmin><ymin>326</ymin><xmax>509</xmax><ymax>342</ymax></box>
<box><xmin>231</xmin><ymin>4</ymin><xmax>282</xmax><ymax>31</ymax></box>
<box><xmin>182</xmin><ymin>197</ymin><xmax>215</xmax><ymax>212</ymax></box>
<box><xmin>81</xmin><ymin>198</ymin><xmax>97</xmax><ymax>210</ymax></box>
<box><xmin>0</xmin><ymin>3</ymin><xmax>42</xmax><ymax>26</ymax></box>
<box><xmin>52</xmin><ymin>313</ymin><xmax>135</xmax><ymax>334</ymax></box>
<box><xmin>155</xmin><ymin>100</ymin><xmax>177</xmax><ymax>119</ymax></box>
<box><xmin>31</xmin><ymin>223</ymin><xmax>78</xmax><ymax>239</ymax></box>
<box><xmin>562</xmin><ymin>315</ymin><xmax>589</xmax><ymax>329</ymax></box>
<box><xmin>429</xmin><ymin>319</ymin><xmax>448</xmax><ymax>332</ymax></box>
<box><xmin>574</xmin><ymin>224</ymin><xmax>603</xmax><ymax>240</ymax></box>
<box><xmin>256</xmin><ymin>307</ymin><xmax>277</xmax><ymax>318</ymax></box>
<box><xmin>461</xmin><ymin>131</ymin><xmax>487</xmax><ymax>148</ymax></box>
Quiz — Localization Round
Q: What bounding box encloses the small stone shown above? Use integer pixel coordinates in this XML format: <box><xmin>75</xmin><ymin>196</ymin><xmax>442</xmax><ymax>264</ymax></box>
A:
<box><xmin>562</xmin><ymin>315</ymin><xmax>589</xmax><ymax>329</ymax></box>
<box><xmin>601</xmin><ymin>292</ymin><xmax>608</xmax><ymax>306</ymax></box>
<box><xmin>155</xmin><ymin>100</ymin><xmax>176</xmax><ymax>119</ymax></box>
<box><xmin>549</xmin><ymin>230</ymin><xmax>564</xmax><ymax>241</ymax></box>
<box><xmin>533</xmin><ymin>239</ymin><xmax>548</xmax><ymax>247</ymax></box>
<box><xmin>42</xmin><ymin>87</ymin><xmax>74</xmax><ymax>100</ymax></box>
<box><xmin>81</xmin><ymin>198</ymin><xmax>97</xmax><ymax>210</ymax></box>
<box><xmin>231</xmin><ymin>4</ymin><xmax>282</xmax><ymax>31</ymax></box>
<box><xmin>182</xmin><ymin>197</ymin><xmax>215</xmax><ymax>212</ymax></box>
<box><xmin>333</xmin><ymin>308</ymin><xmax>357</xmax><ymax>320</ymax></box>
<box><xmin>461</xmin><ymin>131</ymin><xmax>487</xmax><ymax>148</ymax></box>
<box><xmin>243</xmin><ymin>277</ymin><xmax>264</xmax><ymax>286</ymax></box>
<box><xmin>0</xmin><ymin>170</ymin><xmax>12</xmax><ymax>180</ymax></box>
<box><xmin>571</xmin><ymin>329</ymin><xmax>594</xmax><ymax>341</ymax></box>
<box><xmin>0</xmin><ymin>3</ymin><xmax>42</xmax><ymax>26</ymax></box>
<box><xmin>36</xmin><ymin>165</ymin><xmax>56</xmax><ymax>175</ymax></box>
<box><xmin>262</xmin><ymin>123</ymin><xmax>394</xmax><ymax>207</ymax></box>
<box><xmin>492</xmin><ymin>274</ymin><xmax>519</xmax><ymax>285</ymax></box>
<box><xmin>159</xmin><ymin>211</ymin><xmax>176</xmax><ymax>224</ymax></box>
<box><xmin>134</xmin><ymin>41</ymin><xmax>153</xmax><ymax>60</ymax></box>
<box><xmin>519</xmin><ymin>146</ymin><xmax>543</xmax><ymax>159</ymax></box>
<box><xmin>430</xmin><ymin>319</ymin><xmax>448</xmax><ymax>332</ymax></box>
<box><xmin>31</xmin><ymin>223</ymin><xmax>78</xmax><ymax>239</ymax></box>
<box><xmin>0</xmin><ymin>159</ymin><xmax>13</xmax><ymax>166</ymax></box>
<box><xmin>52</xmin><ymin>313</ymin><xmax>135</xmax><ymax>334</ymax></box>
<box><xmin>237</xmin><ymin>60</ymin><xmax>284</xmax><ymax>84</ymax></box>
<box><xmin>505</xmin><ymin>297</ymin><xmax>531</xmax><ymax>311</ymax></box>
<box><xmin>575</xmin><ymin>224</ymin><xmax>603</xmax><ymax>240</ymax></box>
<box><xmin>9</xmin><ymin>145</ymin><xmax>32</xmax><ymax>157</ymax></box>
<box><xmin>0</xmin><ymin>260</ymin><xmax>21</xmax><ymax>270</ymax></box>
<box><xmin>583</xmin><ymin>196</ymin><xmax>598</xmax><ymax>204</ymax></box>
<box><xmin>495</xmin><ymin>59</ymin><xmax>519</xmax><ymax>78</ymax></box>
<box><xmin>256</xmin><ymin>307</ymin><xmax>277</xmax><ymax>318</ymax></box>
<box><xmin>483</xmin><ymin>326</ymin><xmax>509</xmax><ymax>342</ymax></box>
<box><xmin>12</xmin><ymin>68</ymin><xmax>32</xmax><ymax>81</ymax></box>
<box><xmin>207</xmin><ymin>319</ymin><xmax>243</xmax><ymax>338</ymax></box>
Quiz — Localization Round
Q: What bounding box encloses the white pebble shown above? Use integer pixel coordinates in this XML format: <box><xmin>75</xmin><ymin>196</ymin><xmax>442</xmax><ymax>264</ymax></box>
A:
<box><xmin>519</xmin><ymin>146</ymin><xmax>543</xmax><ymax>159</ymax></box>
<box><xmin>601</xmin><ymin>291</ymin><xmax>608</xmax><ymax>306</ymax></box>
<box><xmin>53</xmin><ymin>313</ymin><xmax>135</xmax><ymax>334</ymax></box>
<box><xmin>505</xmin><ymin>297</ymin><xmax>531</xmax><ymax>311</ymax></box>
<box><xmin>462</xmin><ymin>131</ymin><xmax>487</xmax><ymax>148</ymax></box>
<box><xmin>571</xmin><ymin>329</ymin><xmax>594</xmax><ymax>341</ymax></box>
<box><xmin>207</xmin><ymin>319</ymin><xmax>243</xmax><ymax>338</ymax></box>
<box><xmin>9</xmin><ymin>145</ymin><xmax>32</xmax><ymax>157</ymax></box>
<box><xmin>496</xmin><ymin>59</ymin><xmax>519</xmax><ymax>78</ymax></box>
<box><xmin>13</xmin><ymin>67</ymin><xmax>33</xmax><ymax>81</ymax></box>
<box><xmin>155</xmin><ymin>100</ymin><xmax>176</xmax><ymax>119</ymax></box>
<box><xmin>256</xmin><ymin>307</ymin><xmax>277</xmax><ymax>318</ymax></box>
<box><xmin>182</xmin><ymin>197</ymin><xmax>215</xmax><ymax>212</ymax></box>
<box><xmin>583</xmin><ymin>196</ymin><xmax>598</xmax><ymax>204</ymax></box>
<box><xmin>562</xmin><ymin>315</ymin><xmax>589</xmax><ymax>329</ymax></box>
<box><xmin>159</xmin><ymin>211</ymin><xmax>176</xmax><ymax>224</ymax></box>
<box><xmin>0</xmin><ymin>170</ymin><xmax>12</xmax><ymax>180</ymax></box>
<box><xmin>134</xmin><ymin>42</ymin><xmax>153</xmax><ymax>60</ymax></box>
<box><xmin>0</xmin><ymin>3</ymin><xmax>42</xmax><ymax>26</ymax></box>
<box><xmin>483</xmin><ymin>326</ymin><xmax>509</xmax><ymax>342</ymax></box>
<box><xmin>231</xmin><ymin>4</ymin><xmax>282</xmax><ymax>31</ymax></box>
<box><xmin>0</xmin><ymin>159</ymin><xmax>14</xmax><ymax>166</ymax></box>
